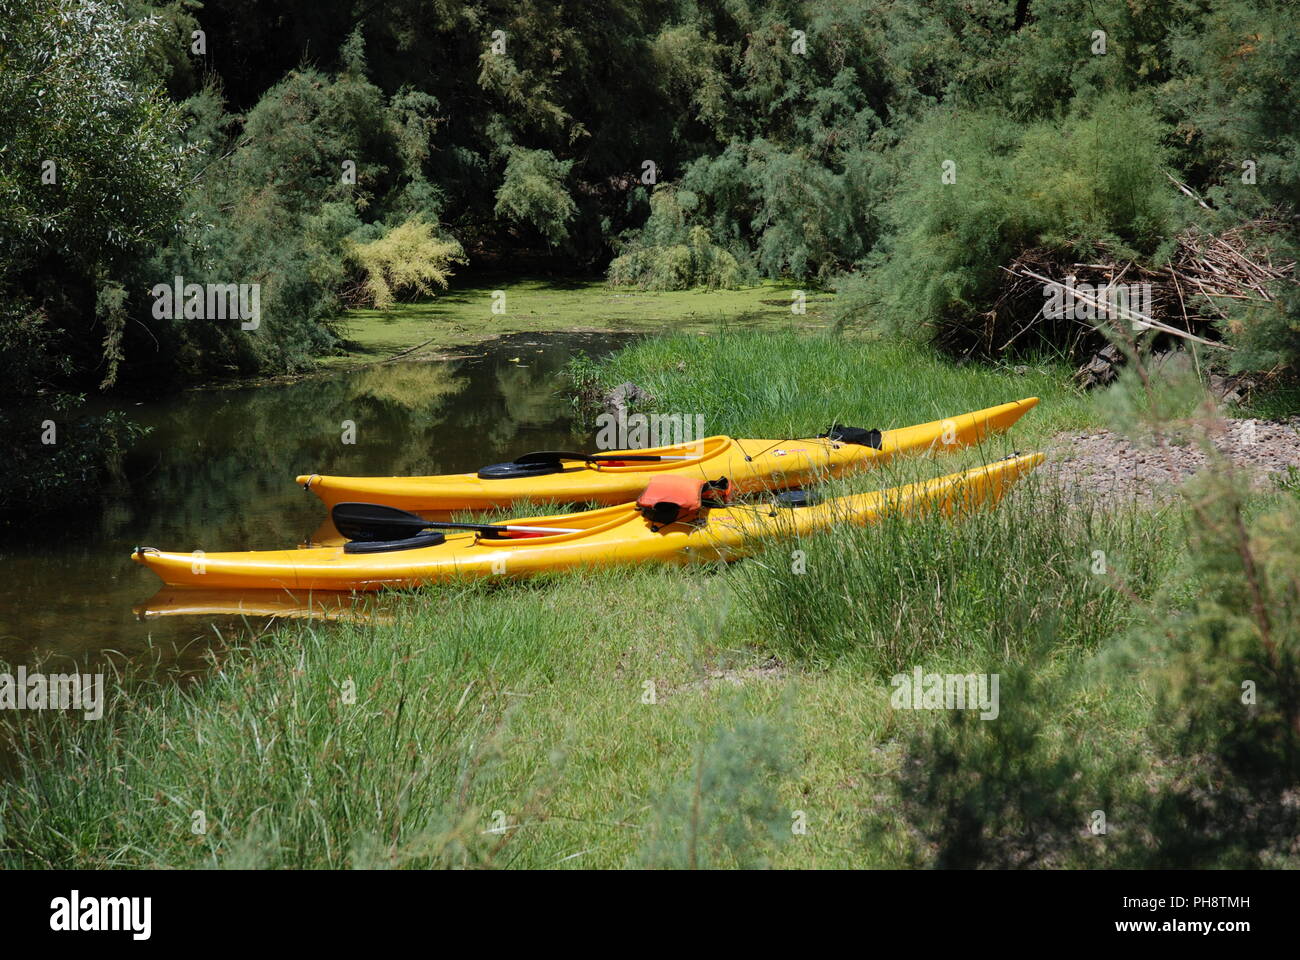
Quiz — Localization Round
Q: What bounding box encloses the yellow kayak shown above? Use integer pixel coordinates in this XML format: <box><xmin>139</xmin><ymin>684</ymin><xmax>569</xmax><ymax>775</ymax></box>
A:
<box><xmin>296</xmin><ymin>398</ymin><xmax>1039</xmax><ymax>514</ymax></box>
<box><xmin>135</xmin><ymin>453</ymin><xmax>1044</xmax><ymax>591</ymax></box>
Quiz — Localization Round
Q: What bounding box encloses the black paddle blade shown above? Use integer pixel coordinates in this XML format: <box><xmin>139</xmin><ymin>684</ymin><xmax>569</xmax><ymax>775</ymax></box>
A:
<box><xmin>478</xmin><ymin>459</ymin><xmax>566</xmax><ymax>480</ymax></box>
<box><xmin>513</xmin><ymin>450</ymin><xmax>589</xmax><ymax>465</ymax></box>
<box><xmin>513</xmin><ymin>450</ymin><xmax>665</xmax><ymax>466</ymax></box>
<box><xmin>332</xmin><ymin>502</ymin><xmax>429</xmax><ymax>542</ymax></box>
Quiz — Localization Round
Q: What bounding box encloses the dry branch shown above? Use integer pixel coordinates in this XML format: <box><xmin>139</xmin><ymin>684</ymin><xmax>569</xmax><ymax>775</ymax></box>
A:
<box><xmin>954</xmin><ymin>212</ymin><xmax>1297</xmax><ymax>365</ymax></box>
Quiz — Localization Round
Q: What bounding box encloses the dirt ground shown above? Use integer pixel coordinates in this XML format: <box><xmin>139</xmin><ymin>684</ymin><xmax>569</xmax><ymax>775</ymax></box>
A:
<box><xmin>1043</xmin><ymin>418</ymin><xmax>1300</xmax><ymax>504</ymax></box>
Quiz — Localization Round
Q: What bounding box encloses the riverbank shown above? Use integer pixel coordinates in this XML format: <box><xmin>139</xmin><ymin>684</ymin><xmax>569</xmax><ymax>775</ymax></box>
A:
<box><xmin>173</xmin><ymin>277</ymin><xmax>828</xmax><ymax>393</ymax></box>
<box><xmin>330</xmin><ymin>276</ymin><xmax>829</xmax><ymax>366</ymax></box>
<box><xmin>3</xmin><ymin>327</ymin><xmax>1298</xmax><ymax>869</ymax></box>
<box><xmin>1043</xmin><ymin>419</ymin><xmax>1300</xmax><ymax>504</ymax></box>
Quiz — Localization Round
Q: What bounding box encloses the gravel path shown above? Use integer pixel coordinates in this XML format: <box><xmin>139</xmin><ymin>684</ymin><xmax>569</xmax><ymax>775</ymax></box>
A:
<box><xmin>1042</xmin><ymin>418</ymin><xmax>1300</xmax><ymax>504</ymax></box>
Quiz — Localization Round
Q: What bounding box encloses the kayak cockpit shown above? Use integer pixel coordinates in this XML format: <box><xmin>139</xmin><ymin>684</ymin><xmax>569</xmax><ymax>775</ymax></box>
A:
<box><xmin>470</xmin><ymin>502</ymin><xmax>640</xmax><ymax>546</ymax></box>
<box><xmin>589</xmin><ymin>435</ymin><xmax>732</xmax><ymax>472</ymax></box>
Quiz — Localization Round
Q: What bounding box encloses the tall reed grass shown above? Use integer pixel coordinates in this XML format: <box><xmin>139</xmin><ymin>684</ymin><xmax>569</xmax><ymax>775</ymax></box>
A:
<box><xmin>583</xmin><ymin>329</ymin><xmax>1093</xmax><ymax>444</ymax></box>
<box><xmin>728</xmin><ymin>466</ymin><xmax>1179</xmax><ymax>673</ymax></box>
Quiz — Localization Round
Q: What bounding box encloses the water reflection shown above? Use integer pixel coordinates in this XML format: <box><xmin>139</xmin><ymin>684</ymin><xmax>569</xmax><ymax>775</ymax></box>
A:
<box><xmin>134</xmin><ymin>588</ymin><xmax>397</xmax><ymax>625</ymax></box>
<box><xmin>0</xmin><ymin>331</ymin><xmax>637</xmax><ymax>674</ymax></box>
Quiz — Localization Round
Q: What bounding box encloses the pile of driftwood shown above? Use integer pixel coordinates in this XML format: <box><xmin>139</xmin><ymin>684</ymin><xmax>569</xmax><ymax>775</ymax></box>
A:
<box><xmin>948</xmin><ymin>208</ymin><xmax>1296</xmax><ymax>389</ymax></box>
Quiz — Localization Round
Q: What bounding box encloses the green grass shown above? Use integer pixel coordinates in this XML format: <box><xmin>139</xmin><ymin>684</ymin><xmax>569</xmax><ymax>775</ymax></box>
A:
<box><xmin>728</xmin><ymin>463</ymin><xmax>1183</xmax><ymax>672</ymax></box>
<box><xmin>332</xmin><ymin>275</ymin><xmax>829</xmax><ymax>365</ymax></box>
<box><xmin>1237</xmin><ymin>377</ymin><xmax>1300</xmax><ymax>420</ymax></box>
<box><xmin>579</xmin><ymin>328</ymin><xmax>1096</xmax><ymax>445</ymax></box>
<box><xmin>0</xmin><ymin>475</ymin><xmax>1182</xmax><ymax>868</ymax></box>
<box><xmin>3</xmin><ymin>320</ymin><xmax>1291</xmax><ymax>869</ymax></box>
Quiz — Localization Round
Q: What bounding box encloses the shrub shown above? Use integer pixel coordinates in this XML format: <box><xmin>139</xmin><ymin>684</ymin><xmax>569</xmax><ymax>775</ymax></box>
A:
<box><xmin>1128</xmin><ymin>471</ymin><xmax>1300</xmax><ymax>866</ymax></box>
<box><xmin>838</xmin><ymin>93</ymin><xmax>1182</xmax><ymax>337</ymax></box>
<box><xmin>886</xmin><ymin>654</ymin><xmax>1122</xmax><ymax>869</ymax></box>
<box><xmin>146</xmin><ymin>56</ymin><xmax>454</xmax><ymax>377</ymax></box>
<box><xmin>637</xmin><ymin>705</ymin><xmax>793</xmax><ymax>869</ymax></box>
<box><xmin>0</xmin><ymin>0</ymin><xmax>189</xmax><ymax>391</ymax></box>
<box><xmin>607</xmin><ymin>187</ymin><xmax>751</xmax><ymax>290</ymax></box>
<box><xmin>492</xmin><ymin>147</ymin><xmax>577</xmax><ymax>247</ymax></box>
<box><xmin>346</xmin><ymin>218</ymin><xmax>466</xmax><ymax>309</ymax></box>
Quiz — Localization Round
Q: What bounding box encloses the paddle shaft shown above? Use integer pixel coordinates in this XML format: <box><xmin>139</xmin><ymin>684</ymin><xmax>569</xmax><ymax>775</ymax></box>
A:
<box><xmin>514</xmin><ymin>450</ymin><xmax>696</xmax><ymax>465</ymax></box>
<box><xmin>331</xmin><ymin>501</ymin><xmax>580</xmax><ymax>540</ymax></box>
<box><xmin>429</xmin><ymin>520</ymin><xmax>582</xmax><ymax>535</ymax></box>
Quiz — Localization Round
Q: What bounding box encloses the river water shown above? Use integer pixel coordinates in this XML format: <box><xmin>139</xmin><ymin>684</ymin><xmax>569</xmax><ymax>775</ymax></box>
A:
<box><xmin>0</xmin><ymin>332</ymin><xmax>636</xmax><ymax>675</ymax></box>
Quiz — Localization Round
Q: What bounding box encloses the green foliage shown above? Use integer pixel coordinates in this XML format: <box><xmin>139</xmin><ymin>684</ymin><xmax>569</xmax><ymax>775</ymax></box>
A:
<box><xmin>0</xmin><ymin>605</ymin><xmax>515</xmax><ymax>868</ymax></box>
<box><xmin>562</xmin><ymin>351</ymin><xmax>605</xmax><ymax>413</ymax></box>
<box><xmin>1161</xmin><ymin>1</ymin><xmax>1300</xmax><ymax>216</ymax></box>
<box><xmin>6</xmin><ymin>0</ymin><xmax>1300</xmax><ymax>389</ymax></box>
<box><xmin>611</xmin><ymin>1</ymin><xmax>895</xmax><ymax>285</ymax></box>
<box><xmin>1130</xmin><ymin>473</ymin><xmax>1300</xmax><ymax>867</ymax></box>
<box><xmin>643</xmin><ymin>136</ymin><xmax>886</xmax><ymax>286</ymax></box>
<box><xmin>1217</xmin><ymin>242</ymin><xmax>1300</xmax><ymax>374</ymax></box>
<box><xmin>880</xmin><ymin>469</ymin><xmax>1300</xmax><ymax>869</ymax></box>
<box><xmin>731</xmin><ymin>478</ymin><xmax>1172</xmax><ymax>672</ymax></box>
<box><xmin>0</xmin><ymin>0</ymin><xmax>188</xmax><ymax>262</ymax></box>
<box><xmin>886</xmin><ymin>357</ymin><xmax>1300</xmax><ymax>868</ymax></box>
<box><xmin>844</xmin><ymin>93</ymin><xmax>1181</xmax><ymax>337</ymax></box>
<box><xmin>586</xmin><ymin>329</ymin><xmax>1089</xmax><ymax>442</ymax></box>
<box><xmin>0</xmin><ymin>296</ymin><xmax>72</xmax><ymax>394</ymax></box>
<box><xmin>608</xmin><ymin>187</ymin><xmax>750</xmax><ymax>290</ymax></box>
<box><xmin>94</xmin><ymin>280</ymin><xmax>129</xmax><ymax>390</ymax></box>
<box><xmin>887</xmin><ymin>656</ymin><xmax>1119</xmax><ymax>869</ymax></box>
<box><xmin>346</xmin><ymin>218</ymin><xmax>466</xmax><ymax>309</ymax></box>
<box><xmin>638</xmin><ymin>704</ymin><xmax>793</xmax><ymax>869</ymax></box>
<box><xmin>0</xmin><ymin>0</ymin><xmax>189</xmax><ymax>391</ymax></box>
<box><xmin>0</xmin><ymin>0</ymin><xmax>178</xmax><ymax>500</ymax></box>
<box><xmin>744</xmin><ymin>138</ymin><xmax>882</xmax><ymax>281</ymax></box>
<box><xmin>148</xmin><ymin>59</ymin><xmax>455</xmax><ymax>377</ymax></box>
<box><xmin>493</xmin><ymin>147</ymin><xmax>577</xmax><ymax>247</ymax></box>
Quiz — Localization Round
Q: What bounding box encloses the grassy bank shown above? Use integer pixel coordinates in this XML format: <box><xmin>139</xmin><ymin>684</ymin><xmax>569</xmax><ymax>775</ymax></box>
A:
<box><xmin>0</xmin><ymin>469</ymin><xmax>1200</xmax><ymax>869</ymax></box>
<box><xmin>4</xmin><ymin>328</ymin><xmax>1296</xmax><ymax>869</ymax></box>
<box><xmin>570</xmin><ymin>330</ymin><xmax>1095</xmax><ymax>444</ymax></box>
<box><xmin>332</xmin><ymin>277</ymin><xmax>828</xmax><ymax>366</ymax></box>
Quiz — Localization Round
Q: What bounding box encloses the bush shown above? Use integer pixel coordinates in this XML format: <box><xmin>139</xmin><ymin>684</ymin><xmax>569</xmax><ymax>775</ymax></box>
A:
<box><xmin>607</xmin><ymin>187</ymin><xmax>751</xmax><ymax>290</ymax></box>
<box><xmin>887</xmin><ymin>654</ymin><xmax>1122</xmax><ymax>869</ymax></box>
<box><xmin>637</xmin><ymin>704</ymin><xmax>793</xmax><ymax>869</ymax></box>
<box><xmin>492</xmin><ymin>147</ymin><xmax>578</xmax><ymax>247</ymax></box>
<box><xmin>840</xmin><ymin>92</ymin><xmax>1182</xmax><ymax>338</ymax></box>
<box><xmin>884</xmin><ymin>357</ymin><xmax>1300</xmax><ymax>868</ymax></box>
<box><xmin>1129</xmin><ymin>472</ymin><xmax>1300</xmax><ymax>866</ymax></box>
<box><xmin>346</xmin><ymin>218</ymin><xmax>466</xmax><ymax>309</ymax></box>
<box><xmin>1217</xmin><ymin>242</ymin><xmax>1300</xmax><ymax>374</ymax></box>
<box><xmin>0</xmin><ymin>0</ymin><xmax>189</xmax><ymax>391</ymax></box>
<box><xmin>146</xmin><ymin>56</ymin><xmax>456</xmax><ymax>377</ymax></box>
